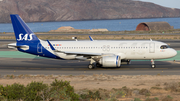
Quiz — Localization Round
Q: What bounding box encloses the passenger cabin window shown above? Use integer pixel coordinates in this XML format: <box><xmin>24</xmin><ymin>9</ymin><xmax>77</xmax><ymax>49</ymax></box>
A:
<box><xmin>160</xmin><ymin>45</ymin><xmax>169</xmax><ymax>49</ymax></box>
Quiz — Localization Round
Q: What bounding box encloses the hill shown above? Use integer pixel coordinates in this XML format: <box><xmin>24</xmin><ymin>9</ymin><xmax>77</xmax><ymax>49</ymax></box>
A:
<box><xmin>0</xmin><ymin>0</ymin><xmax>180</xmax><ymax>23</ymax></box>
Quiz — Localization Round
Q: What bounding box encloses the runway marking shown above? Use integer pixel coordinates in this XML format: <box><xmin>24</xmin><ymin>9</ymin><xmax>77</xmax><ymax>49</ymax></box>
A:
<box><xmin>29</xmin><ymin>68</ymin><xmax>41</xmax><ymax>70</ymax></box>
<box><xmin>60</xmin><ymin>68</ymin><xmax>75</xmax><ymax>70</ymax></box>
<box><xmin>45</xmin><ymin>68</ymin><xmax>59</xmax><ymax>70</ymax></box>
<box><xmin>119</xmin><ymin>68</ymin><xmax>130</xmax><ymax>70</ymax></box>
<box><xmin>2</xmin><ymin>67</ymin><xmax>28</xmax><ymax>69</ymax></box>
<box><xmin>172</xmin><ymin>68</ymin><xmax>180</xmax><ymax>69</ymax></box>
<box><xmin>14</xmin><ymin>67</ymin><xmax>28</xmax><ymax>69</ymax></box>
<box><xmin>134</xmin><ymin>68</ymin><xmax>149</xmax><ymax>70</ymax></box>
<box><xmin>76</xmin><ymin>69</ymin><xmax>89</xmax><ymax>71</ymax></box>
<box><xmin>155</xmin><ymin>68</ymin><xmax>168</xmax><ymax>70</ymax></box>
<box><xmin>170</xmin><ymin>62</ymin><xmax>180</xmax><ymax>64</ymax></box>
<box><xmin>67</xmin><ymin>62</ymin><xmax>78</xmax><ymax>63</ymax></box>
<box><xmin>66</xmin><ymin>61</ymin><xmax>87</xmax><ymax>63</ymax></box>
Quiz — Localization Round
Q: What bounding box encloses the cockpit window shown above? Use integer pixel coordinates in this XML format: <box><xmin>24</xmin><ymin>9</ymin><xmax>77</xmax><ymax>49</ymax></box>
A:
<box><xmin>160</xmin><ymin>45</ymin><xmax>170</xmax><ymax>49</ymax></box>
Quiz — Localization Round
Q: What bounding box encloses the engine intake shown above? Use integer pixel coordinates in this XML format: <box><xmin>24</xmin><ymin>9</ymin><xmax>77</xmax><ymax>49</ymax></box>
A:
<box><xmin>99</xmin><ymin>56</ymin><xmax>121</xmax><ymax>67</ymax></box>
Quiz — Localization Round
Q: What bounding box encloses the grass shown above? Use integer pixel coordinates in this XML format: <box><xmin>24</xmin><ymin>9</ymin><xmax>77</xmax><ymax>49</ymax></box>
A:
<box><xmin>145</xmin><ymin>97</ymin><xmax>159</xmax><ymax>101</ymax></box>
<box><xmin>2</xmin><ymin>34</ymin><xmax>180</xmax><ymax>40</ymax></box>
<box><xmin>151</xmin><ymin>87</ymin><xmax>162</xmax><ymax>90</ymax></box>
<box><xmin>1</xmin><ymin>28</ymin><xmax>180</xmax><ymax>35</ymax></box>
<box><xmin>1</xmin><ymin>29</ymin><xmax>180</xmax><ymax>40</ymax></box>
<box><xmin>48</xmin><ymin>29</ymin><xmax>180</xmax><ymax>34</ymax></box>
<box><xmin>164</xmin><ymin>82</ymin><xmax>180</xmax><ymax>92</ymax></box>
<box><xmin>162</xmin><ymin>95</ymin><xmax>173</xmax><ymax>101</ymax></box>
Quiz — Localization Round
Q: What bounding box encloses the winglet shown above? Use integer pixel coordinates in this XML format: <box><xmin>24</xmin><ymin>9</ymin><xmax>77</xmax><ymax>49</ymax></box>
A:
<box><xmin>89</xmin><ymin>36</ymin><xmax>94</xmax><ymax>41</ymax></box>
<box><xmin>47</xmin><ymin>40</ymin><xmax>55</xmax><ymax>50</ymax></box>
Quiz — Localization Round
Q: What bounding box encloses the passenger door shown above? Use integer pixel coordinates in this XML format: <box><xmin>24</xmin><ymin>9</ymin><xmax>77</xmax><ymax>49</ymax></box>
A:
<box><xmin>149</xmin><ymin>43</ymin><xmax>155</xmax><ymax>53</ymax></box>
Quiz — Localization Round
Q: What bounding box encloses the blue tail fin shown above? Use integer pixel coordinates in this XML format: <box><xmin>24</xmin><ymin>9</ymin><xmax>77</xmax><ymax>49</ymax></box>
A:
<box><xmin>10</xmin><ymin>14</ymin><xmax>39</xmax><ymax>42</ymax></box>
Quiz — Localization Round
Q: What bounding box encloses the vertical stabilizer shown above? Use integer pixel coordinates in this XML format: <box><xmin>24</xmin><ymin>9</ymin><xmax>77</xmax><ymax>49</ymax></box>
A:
<box><xmin>10</xmin><ymin>14</ymin><xmax>39</xmax><ymax>42</ymax></box>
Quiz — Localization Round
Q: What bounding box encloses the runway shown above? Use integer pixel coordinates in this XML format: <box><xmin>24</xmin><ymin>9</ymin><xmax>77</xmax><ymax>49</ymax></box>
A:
<box><xmin>0</xmin><ymin>58</ymin><xmax>180</xmax><ymax>76</ymax></box>
<box><xmin>0</xmin><ymin>40</ymin><xmax>180</xmax><ymax>76</ymax></box>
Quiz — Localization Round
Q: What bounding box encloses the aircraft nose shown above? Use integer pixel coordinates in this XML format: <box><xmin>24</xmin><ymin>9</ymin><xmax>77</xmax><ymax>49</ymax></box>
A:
<box><xmin>170</xmin><ymin>49</ymin><xmax>177</xmax><ymax>57</ymax></box>
<box><xmin>172</xmin><ymin>49</ymin><xmax>177</xmax><ymax>57</ymax></box>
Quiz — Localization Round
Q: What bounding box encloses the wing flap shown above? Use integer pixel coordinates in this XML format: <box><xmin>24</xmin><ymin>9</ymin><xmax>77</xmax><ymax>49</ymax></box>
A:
<box><xmin>47</xmin><ymin>40</ymin><xmax>102</xmax><ymax>56</ymax></box>
<box><xmin>63</xmin><ymin>51</ymin><xmax>102</xmax><ymax>56</ymax></box>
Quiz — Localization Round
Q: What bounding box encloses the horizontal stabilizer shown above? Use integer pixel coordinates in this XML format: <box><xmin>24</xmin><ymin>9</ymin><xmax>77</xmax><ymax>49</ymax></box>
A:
<box><xmin>8</xmin><ymin>43</ymin><xmax>29</xmax><ymax>50</ymax></box>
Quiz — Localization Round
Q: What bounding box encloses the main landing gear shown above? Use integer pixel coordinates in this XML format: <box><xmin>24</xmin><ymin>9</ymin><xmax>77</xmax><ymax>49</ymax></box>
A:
<box><xmin>127</xmin><ymin>60</ymin><xmax>131</xmax><ymax>65</ymax></box>
<box><xmin>88</xmin><ymin>63</ymin><xmax>102</xmax><ymax>69</ymax></box>
<box><xmin>151</xmin><ymin>59</ymin><xmax>156</xmax><ymax>68</ymax></box>
<box><xmin>88</xmin><ymin>58</ymin><xmax>96</xmax><ymax>69</ymax></box>
<box><xmin>88</xmin><ymin>64</ymin><xmax>95</xmax><ymax>69</ymax></box>
<box><xmin>96</xmin><ymin>63</ymin><xmax>102</xmax><ymax>67</ymax></box>
<box><xmin>88</xmin><ymin>58</ymin><xmax>102</xmax><ymax>69</ymax></box>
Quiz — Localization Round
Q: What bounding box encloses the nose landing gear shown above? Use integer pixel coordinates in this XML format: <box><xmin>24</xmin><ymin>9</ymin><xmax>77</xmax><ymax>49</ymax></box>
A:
<box><xmin>151</xmin><ymin>59</ymin><xmax>156</xmax><ymax>68</ymax></box>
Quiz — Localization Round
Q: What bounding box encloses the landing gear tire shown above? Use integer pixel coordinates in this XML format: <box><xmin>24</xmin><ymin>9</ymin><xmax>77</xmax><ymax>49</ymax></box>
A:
<box><xmin>151</xmin><ymin>64</ymin><xmax>156</xmax><ymax>68</ymax></box>
<box><xmin>117</xmin><ymin>66</ymin><xmax>121</xmax><ymax>68</ymax></box>
<box><xmin>96</xmin><ymin>63</ymin><xmax>102</xmax><ymax>67</ymax></box>
<box><xmin>127</xmin><ymin>60</ymin><xmax>131</xmax><ymax>65</ymax></box>
<box><xmin>88</xmin><ymin>64</ymin><xmax>95</xmax><ymax>69</ymax></box>
<box><xmin>151</xmin><ymin>59</ymin><xmax>156</xmax><ymax>68</ymax></box>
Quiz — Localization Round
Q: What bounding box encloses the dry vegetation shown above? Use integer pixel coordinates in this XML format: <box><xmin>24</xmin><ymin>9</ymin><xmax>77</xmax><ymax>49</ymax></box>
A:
<box><xmin>1</xmin><ymin>74</ymin><xmax>180</xmax><ymax>101</ymax></box>
<box><xmin>37</xmin><ymin>35</ymin><xmax>180</xmax><ymax>40</ymax></box>
<box><xmin>1</xmin><ymin>29</ymin><xmax>180</xmax><ymax>40</ymax></box>
<box><xmin>1</xmin><ymin>34</ymin><xmax>180</xmax><ymax>40</ymax></box>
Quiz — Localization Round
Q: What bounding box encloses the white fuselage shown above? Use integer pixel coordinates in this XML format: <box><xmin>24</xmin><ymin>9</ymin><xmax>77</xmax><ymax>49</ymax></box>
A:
<box><xmin>40</xmin><ymin>40</ymin><xmax>177</xmax><ymax>60</ymax></box>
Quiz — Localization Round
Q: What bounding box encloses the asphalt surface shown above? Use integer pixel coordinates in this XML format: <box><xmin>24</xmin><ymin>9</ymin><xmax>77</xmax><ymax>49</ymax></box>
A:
<box><xmin>0</xmin><ymin>40</ymin><xmax>180</xmax><ymax>76</ymax></box>
<box><xmin>0</xmin><ymin>58</ymin><xmax>180</xmax><ymax>75</ymax></box>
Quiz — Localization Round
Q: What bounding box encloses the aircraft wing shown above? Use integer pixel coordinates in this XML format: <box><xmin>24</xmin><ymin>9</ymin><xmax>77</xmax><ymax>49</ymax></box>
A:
<box><xmin>61</xmin><ymin>51</ymin><xmax>102</xmax><ymax>56</ymax></box>
<box><xmin>47</xmin><ymin>40</ymin><xmax>114</xmax><ymax>58</ymax></box>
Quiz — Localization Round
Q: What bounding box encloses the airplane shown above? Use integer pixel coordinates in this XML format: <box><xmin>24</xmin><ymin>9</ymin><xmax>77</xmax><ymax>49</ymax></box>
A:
<box><xmin>8</xmin><ymin>14</ymin><xmax>177</xmax><ymax>69</ymax></box>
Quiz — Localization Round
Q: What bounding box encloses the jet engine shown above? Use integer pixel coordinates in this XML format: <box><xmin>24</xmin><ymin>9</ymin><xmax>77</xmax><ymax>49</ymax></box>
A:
<box><xmin>99</xmin><ymin>56</ymin><xmax>121</xmax><ymax>67</ymax></box>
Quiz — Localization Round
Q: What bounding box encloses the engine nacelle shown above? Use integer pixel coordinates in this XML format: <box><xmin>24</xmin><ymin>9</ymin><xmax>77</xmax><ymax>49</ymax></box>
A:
<box><xmin>99</xmin><ymin>56</ymin><xmax>121</xmax><ymax>67</ymax></box>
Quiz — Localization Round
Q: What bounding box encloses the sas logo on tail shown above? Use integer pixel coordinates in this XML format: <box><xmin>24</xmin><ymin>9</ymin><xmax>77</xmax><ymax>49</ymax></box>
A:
<box><xmin>17</xmin><ymin>33</ymin><xmax>33</xmax><ymax>41</ymax></box>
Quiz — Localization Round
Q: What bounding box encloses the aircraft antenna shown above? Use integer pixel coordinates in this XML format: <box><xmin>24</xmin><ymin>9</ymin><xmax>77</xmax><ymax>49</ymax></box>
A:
<box><xmin>72</xmin><ymin>37</ymin><xmax>78</xmax><ymax>41</ymax></box>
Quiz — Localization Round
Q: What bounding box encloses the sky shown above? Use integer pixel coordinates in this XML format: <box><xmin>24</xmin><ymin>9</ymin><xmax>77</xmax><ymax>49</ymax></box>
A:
<box><xmin>138</xmin><ymin>0</ymin><xmax>180</xmax><ymax>9</ymax></box>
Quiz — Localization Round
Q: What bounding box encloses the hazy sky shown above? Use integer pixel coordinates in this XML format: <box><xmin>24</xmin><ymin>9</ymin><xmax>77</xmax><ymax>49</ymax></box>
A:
<box><xmin>139</xmin><ymin>0</ymin><xmax>180</xmax><ymax>9</ymax></box>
